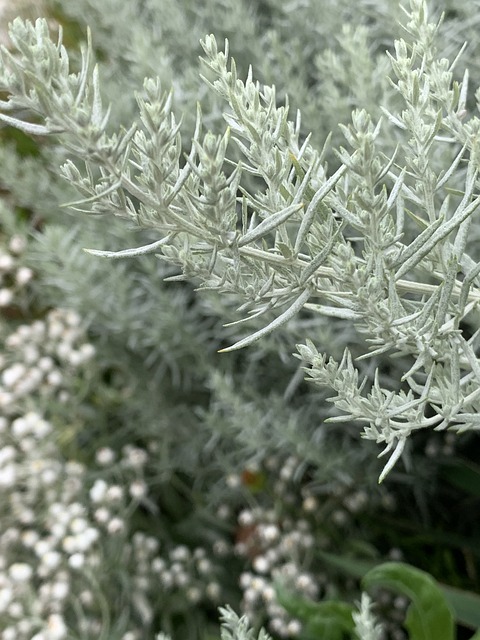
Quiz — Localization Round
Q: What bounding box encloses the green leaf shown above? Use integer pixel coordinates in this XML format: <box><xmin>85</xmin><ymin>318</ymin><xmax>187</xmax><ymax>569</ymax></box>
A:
<box><xmin>319</xmin><ymin>551</ymin><xmax>480</xmax><ymax>630</ymax></box>
<box><xmin>363</xmin><ymin>562</ymin><xmax>455</xmax><ymax>640</ymax></box>
<box><xmin>441</xmin><ymin>584</ymin><xmax>480</xmax><ymax>630</ymax></box>
<box><xmin>317</xmin><ymin>551</ymin><xmax>377</xmax><ymax>579</ymax></box>
<box><xmin>440</xmin><ymin>459</ymin><xmax>480</xmax><ymax>497</ymax></box>
<box><xmin>276</xmin><ymin>584</ymin><xmax>355</xmax><ymax>640</ymax></box>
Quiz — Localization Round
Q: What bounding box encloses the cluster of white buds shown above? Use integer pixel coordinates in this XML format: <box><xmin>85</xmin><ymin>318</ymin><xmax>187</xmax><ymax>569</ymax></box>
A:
<box><xmin>235</xmin><ymin>505</ymin><xmax>317</xmax><ymax>637</ymax></box>
<box><xmin>91</xmin><ymin>447</ymin><xmax>224</xmax><ymax>620</ymax></box>
<box><xmin>0</xmin><ymin>231</ymin><xmax>226</xmax><ymax>636</ymax></box>
<box><xmin>0</xmin><ymin>410</ymin><xmax>106</xmax><ymax>639</ymax></box>
<box><xmin>128</xmin><ymin>540</ymin><xmax>222</xmax><ymax>612</ymax></box>
<box><xmin>1</xmin><ymin>308</ymin><xmax>95</xmax><ymax>414</ymax></box>
<box><xmin>216</xmin><ymin>454</ymin><xmax>393</xmax><ymax>637</ymax></box>
<box><xmin>216</xmin><ymin>457</ymin><xmax>320</xmax><ymax>636</ymax></box>
<box><xmin>0</xmin><ymin>236</ymin><xmax>116</xmax><ymax>636</ymax></box>
<box><xmin>90</xmin><ymin>443</ymin><xmax>158</xmax><ymax>532</ymax></box>
<box><xmin>0</xmin><ymin>405</ymin><xmax>199</xmax><ymax>638</ymax></box>
<box><xmin>0</xmin><ymin>233</ymin><xmax>33</xmax><ymax>308</ymax></box>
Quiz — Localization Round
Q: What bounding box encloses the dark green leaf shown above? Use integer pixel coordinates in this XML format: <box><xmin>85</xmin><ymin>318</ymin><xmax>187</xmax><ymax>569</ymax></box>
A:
<box><xmin>440</xmin><ymin>459</ymin><xmax>480</xmax><ymax>497</ymax></box>
<box><xmin>363</xmin><ymin>562</ymin><xmax>455</xmax><ymax>640</ymax></box>
<box><xmin>441</xmin><ymin>584</ymin><xmax>480</xmax><ymax>630</ymax></box>
<box><xmin>276</xmin><ymin>584</ymin><xmax>354</xmax><ymax>640</ymax></box>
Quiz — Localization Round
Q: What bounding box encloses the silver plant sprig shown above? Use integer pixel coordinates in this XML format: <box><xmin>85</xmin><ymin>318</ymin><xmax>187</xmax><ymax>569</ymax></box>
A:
<box><xmin>1</xmin><ymin>2</ymin><xmax>480</xmax><ymax>479</ymax></box>
<box><xmin>297</xmin><ymin>0</ymin><xmax>480</xmax><ymax>480</ymax></box>
<box><xmin>352</xmin><ymin>594</ymin><xmax>384</xmax><ymax>640</ymax></box>
<box><xmin>218</xmin><ymin>606</ymin><xmax>272</xmax><ymax>640</ymax></box>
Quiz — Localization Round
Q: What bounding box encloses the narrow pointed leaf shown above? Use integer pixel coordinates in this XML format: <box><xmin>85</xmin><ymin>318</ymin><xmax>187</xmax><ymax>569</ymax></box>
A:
<box><xmin>218</xmin><ymin>288</ymin><xmax>310</xmax><ymax>352</ymax></box>
<box><xmin>237</xmin><ymin>202</ymin><xmax>304</xmax><ymax>247</ymax></box>
<box><xmin>62</xmin><ymin>180</ymin><xmax>122</xmax><ymax>208</ymax></box>
<box><xmin>84</xmin><ymin>236</ymin><xmax>172</xmax><ymax>259</ymax></box>
<box><xmin>294</xmin><ymin>163</ymin><xmax>346</xmax><ymax>253</ymax></box>
<box><xmin>0</xmin><ymin>112</ymin><xmax>53</xmax><ymax>135</ymax></box>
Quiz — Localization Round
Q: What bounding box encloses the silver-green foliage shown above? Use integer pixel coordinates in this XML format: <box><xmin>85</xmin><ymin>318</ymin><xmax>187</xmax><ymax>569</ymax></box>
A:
<box><xmin>218</xmin><ymin>606</ymin><xmax>272</xmax><ymax>640</ymax></box>
<box><xmin>1</xmin><ymin>1</ymin><xmax>480</xmax><ymax>479</ymax></box>
<box><xmin>352</xmin><ymin>595</ymin><xmax>384</xmax><ymax>640</ymax></box>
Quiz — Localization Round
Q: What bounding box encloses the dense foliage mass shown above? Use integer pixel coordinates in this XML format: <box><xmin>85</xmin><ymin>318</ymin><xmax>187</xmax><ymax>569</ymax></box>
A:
<box><xmin>0</xmin><ymin>1</ymin><xmax>479</xmax><ymax>639</ymax></box>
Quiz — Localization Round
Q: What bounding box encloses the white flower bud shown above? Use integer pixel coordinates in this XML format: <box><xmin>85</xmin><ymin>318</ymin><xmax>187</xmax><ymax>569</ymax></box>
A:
<box><xmin>0</xmin><ymin>253</ymin><xmax>14</xmax><ymax>270</ymax></box>
<box><xmin>95</xmin><ymin>447</ymin><xmax>115</xmax><ymax>465</ymax></box>
<box><xmin>0</xmin><ymin>288</ymin><xmax>13</xmax><ymax>306</ymax></box>
<box><xmin>15</xmin><ymin>266</ymin><xmax>33</xmax><ymax>286</ymax></box>
<box><xmin>9</xmin><ymin>562</ymin><xmax>33</xmax><ymax>582</ymax></box>
<box><xmin>89</xmin><ymin>479</ymin><xmax>108</xmax><ymax>503</ymax></box>
<box><xmin>9</xmin><ymin>235</ymin><xmax>27</xmax><ymax>254</ymax></box>
<box><xmin>68</xmin><ymin>553</ymin><xmax>85</xmax><ymax>569</ymax></box>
